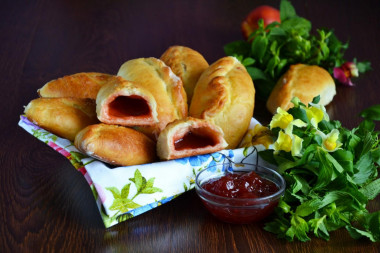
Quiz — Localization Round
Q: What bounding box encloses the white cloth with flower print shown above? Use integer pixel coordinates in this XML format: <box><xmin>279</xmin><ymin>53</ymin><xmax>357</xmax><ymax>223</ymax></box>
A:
<box><xmin>18</xmin><ymin>115</ymin><xmax>269</xmax><ymax>228</ymax></box>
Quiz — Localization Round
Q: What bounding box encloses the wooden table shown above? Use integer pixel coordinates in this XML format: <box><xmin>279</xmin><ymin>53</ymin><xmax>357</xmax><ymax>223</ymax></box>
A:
<box><xmin>1</xmin><ymin>0</ymin><xmax>379</xmax><ymax>252</ymax></box>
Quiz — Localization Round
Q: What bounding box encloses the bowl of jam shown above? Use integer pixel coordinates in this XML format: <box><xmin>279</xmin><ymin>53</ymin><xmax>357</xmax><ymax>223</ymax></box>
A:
<box><xmin>195</xmin><ymin>163</ymin><xmax>285</xmax><ymax>224</ymax></box>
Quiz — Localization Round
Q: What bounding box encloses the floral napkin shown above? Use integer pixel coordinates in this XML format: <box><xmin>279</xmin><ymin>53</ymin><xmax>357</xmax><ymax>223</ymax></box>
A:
<box><xmin>18</xmin><ymin>115</ymin><xmax>269</xmax><ymax>228</ymax></box>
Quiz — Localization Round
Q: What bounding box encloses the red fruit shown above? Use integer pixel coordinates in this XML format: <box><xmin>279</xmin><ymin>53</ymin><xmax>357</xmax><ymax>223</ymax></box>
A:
<box><xmin>241</xmin><ymin>5</ymin><xmax>281</xmax><ymax>40</ymax></box>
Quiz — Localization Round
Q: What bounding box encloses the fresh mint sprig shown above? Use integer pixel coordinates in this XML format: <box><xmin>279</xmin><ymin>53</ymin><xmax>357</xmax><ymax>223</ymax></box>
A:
<box><xmin>259</xmin><ymin>99</ymin><xmax>380</xmax><ymax>242</ymax></box>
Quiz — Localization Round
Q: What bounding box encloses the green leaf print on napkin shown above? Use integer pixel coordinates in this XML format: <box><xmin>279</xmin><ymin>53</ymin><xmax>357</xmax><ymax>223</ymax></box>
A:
<box><xmin>106</xmin><ymin>169</ymin><xmax>163</xmax><ymax>214</ymax></box>
<box><xmin>32</xmin><ymin>128</ymin><xmax>57</xmax><ymax>143</ymax></box>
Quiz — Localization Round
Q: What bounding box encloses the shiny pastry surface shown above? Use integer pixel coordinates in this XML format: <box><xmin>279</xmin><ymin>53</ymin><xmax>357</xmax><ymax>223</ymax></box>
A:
<box><xmin>24</xmin><ymin>97</ymin><xmax>99</xmax><ymax>141</ymax></box>
<box><xmin>38</xmin><ymin>72</ymin><xmax>114</xmax><ymax>99</ymax></box>
<box><xmin>74</xmin><ymin>123</ymin><xmax>156</xmax><ymax>166</ymax></box>
<box><xmin>189</xmin><ymin>56</ymin><xmax>255</xmax><ymax>149</ymax></box>
<box><xmin>160</xmin><ymin>45</ymin><xmax>209</xmax><ymax>104</ymax></box>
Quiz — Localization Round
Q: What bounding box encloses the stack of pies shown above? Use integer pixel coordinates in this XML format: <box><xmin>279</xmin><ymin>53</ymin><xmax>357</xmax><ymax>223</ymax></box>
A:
<box><xmin>24</xmin><ymin>45</ymin><xmax>256</xmax><ymax>166</ymax></box>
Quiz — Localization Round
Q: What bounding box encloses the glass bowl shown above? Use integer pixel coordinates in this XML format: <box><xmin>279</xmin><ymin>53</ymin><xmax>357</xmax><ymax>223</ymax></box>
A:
<box><xmin>195</xmin><ymin>163</ymin><xmax>285</xmax><ymax>224</ymax></box>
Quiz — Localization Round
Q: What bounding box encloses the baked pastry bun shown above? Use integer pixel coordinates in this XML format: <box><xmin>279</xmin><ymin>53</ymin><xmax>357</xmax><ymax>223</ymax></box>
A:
<box><xmin>156</xmin><ymin>117</ymin><xmax>228</xmax><ymax>160</ymax></box>
<box><xmin>96</xmin><ymin>76</ymin><xmax>158</xmax><ymax>126</ymax></box>
<box><xmin>74</xmin><ymin>123</ymin><xmax>156</xmax><ymax>166</ymax></box>
<box><xmin>38</xmin><ymin>72</ymin><xmax>114</xmax><ymax>99</ymax></box>
<box><xmin>24</xmin><ymin>97</ymin><xmax>98</xmax><ymax>141</ymax></box>
<box><xmin>160</xmin><ymin>45</ymin><xmax>209</xmax><ymax>104</ymax></box>
<box><xmin>117</xmin><ymin>57</ymin><xmax>188</xmax><ymax>139</ymax></box>
<box><xmin>266</xmin><ymin>64</ymin><xmax>336</xmax><ymax>114</ymax></box>
<box><xmin>189</xmin><ymin>56</ymin><xmax>255</xmax><ymax>149</ymax></box>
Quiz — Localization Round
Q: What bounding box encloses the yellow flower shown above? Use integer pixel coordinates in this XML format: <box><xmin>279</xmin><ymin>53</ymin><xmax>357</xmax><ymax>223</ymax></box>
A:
<box><xmin>274</xmin><ymin>131</ymin><xmax>292</xmax><ymax>153</ymax></box>
<box><xmin>291</xmin><ymin>134</ymin><xmax>303</xmax><ymax>156</ymax></box>
<box><xmin>305</xmin><ymin>103</ymin><xmax>329</xmax><ymax>128</ymax></box>
<box><xmin>274</xmin><ymin>131</ymin><xmax>303</xmax><ymax>156</ymax></box>
<box><xmin>306</xmin><ymin>106</ymin><xmax>323</xmax><ymax>123</ymax></box>
<box><xmin>317</xmin><ymin>129</ymin><xmax>342</xmax><ymax>152</ymax></box>
<box><xmin>270</xmin><ymin>108</ymin><xmax>294</xmax><ymax>130</ymax></box>
<box><xmin>239</xmin><ymin>124</ymin><xmax>274</xmax><ymax>149</ymax></box>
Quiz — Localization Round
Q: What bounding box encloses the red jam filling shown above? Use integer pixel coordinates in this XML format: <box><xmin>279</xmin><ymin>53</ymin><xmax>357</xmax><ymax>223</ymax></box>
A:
<box><xmin>108</xmin><ymin>95</ymin><xmax>150</xmax><ymax>118</ymax></box>
<box><xmin>200</xmin><ymin>171</ymin><xmax>280</xmax><ymax>224</ymax></box>
<box><xmin>174</xmin><ymin>130</ymin><xmax>217</xmax><ymax>150</ymax></box>
<box><xmin>202</xmin><ymin>171</ymin><xmax>278</xmax><ymax>199</ymax></box>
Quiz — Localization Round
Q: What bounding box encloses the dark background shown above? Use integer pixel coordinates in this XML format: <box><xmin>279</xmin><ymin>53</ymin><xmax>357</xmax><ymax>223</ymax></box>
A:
<box><xmin>1</xmin><ymin>0</ymin><xmax>379</xmax><ymax>252</ymax></box>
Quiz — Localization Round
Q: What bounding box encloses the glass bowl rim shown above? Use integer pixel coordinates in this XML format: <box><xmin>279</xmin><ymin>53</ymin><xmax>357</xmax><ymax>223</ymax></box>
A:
<box><xmin>195</xmin><ymin>162</ymin><xmax>286</xmax><ymax>205</ymax></box>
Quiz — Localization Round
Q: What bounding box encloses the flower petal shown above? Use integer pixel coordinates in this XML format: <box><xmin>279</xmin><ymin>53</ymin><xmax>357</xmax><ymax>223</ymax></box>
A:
<box><xmin>270</xmin><ymin>108</ymin><xmax>294</xmax><ymax>130</ymax></box>
<box><xmin>291</xmin><ymin>134</ymin><xmax>303</xmax><ymax>157</ymax></box>
<box><xmin>239</xmin><ymin>124</ymin><xmax>274</xmax><ymax>149</ymax></box>
<box><xmin>274</xmin><ymin>131</ymin><xmax>292</xmax><ymax>153</ymax></box>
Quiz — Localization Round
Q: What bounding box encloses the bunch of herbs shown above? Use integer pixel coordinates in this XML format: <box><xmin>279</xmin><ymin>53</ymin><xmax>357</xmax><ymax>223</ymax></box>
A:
<box><xmin>259</xmin><ymin>98</ymin><xmax>380</xmax><ymax>242</ymax></box>
<box><xmin>224</xmin><ymin>0</ymin><xmax>370</xmax><ymax>100</ymax></box>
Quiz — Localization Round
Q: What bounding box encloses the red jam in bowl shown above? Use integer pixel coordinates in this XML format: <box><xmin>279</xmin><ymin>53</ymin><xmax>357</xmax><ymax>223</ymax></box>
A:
<box><xmin>202</xmin><ymin>171</ymin><xmax>279</xmax><ymax>199</ymax></box>
<box><xmin>196</xmin><ymin>165</ymin><xmax>285</xmax><ymax>224</ymax></box>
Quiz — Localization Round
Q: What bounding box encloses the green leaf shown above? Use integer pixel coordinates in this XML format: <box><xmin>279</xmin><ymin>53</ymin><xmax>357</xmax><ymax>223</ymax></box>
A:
<box><xmin>141</xmin><ymin>187</ymin><xmax>163</xmax><ymax>194</ymax></box>
<box><xmin>280</xmin><ymin>0</ymin><xmax>297</xmax><ymax>21</ymax></box>
<box><xmin>277</xmin><ymin>144</ymin><xmax>318</xmax><ymax>173</ymax></box>
<box><xmin>346</xmin><ymin>211</ymin><xmax>380</xmax><ymax>243</ymax></box>
<box><xmin>318</xmin><ymin>119</ymin><xmax>341</xmax><ymax>133</ymax></box>
<box><xmin>130</xmin><ymin>169</ymin><xmax>144</xmax><ymax>192</ymax></box>
<box><xmin>314</xmin><ymin>148</ymin><xmax>334</xmax><ymax>189</ymax></box>
<box><xmin>106</xmin><ymin>187</ymin><xmax>121</xmax><ymax>199</ymax></box>
<box><xmin>109</xmin><ymin>198</ymin><xmax>127</xmax><ymax>212</ymax></box>
<box><xmin>146</xmin><ymin>177</ymin><xmax>155</xmax><ymax>189</ymax></box>
<box><xmin>322</xmin><ymin>191</ymin><xmax>365</xmax><ymax>214</ymax></box>
<box><xmin>356</xmin><ymin>131</ymin><xmax>376</xmax><ymax>159</ymax></box>
<box><xmin>324</xmin><ymin>202</ymin><xmax>350</xmax><ymax>229</ymax></box>
<box><xmin>359</xmin><ymin>104</ymin><xmax>380</xmax><ymax>121</ymax></box>
<box><xmin>286</xmin><ymin>214</ymin><xmax>310</xmax><ymax>242</ymax></box>
<box><xmin>289</xmin><ymin>174</ymin><xmax>310</xmax><ymax>195</ymax></box>
<box><xmin>353</xmin><ymin>152</ymin><xmax>376</xmax><ymax>185</ymax></box>
<box><xmin>356</xmin><ymin>60</ymin><xmax>372</xmax><ymax>73</ymax></box>
<box><xmin>325</xmin><ymin>152</ymin><xmax>344</xmax><ymax>174</ymax></box>
<box><xmin>367</xmin><ymin>211</ymin><xmax>380</xmax><ymax>241</ymax></box>
<box><xmin>359</xmin><ymin>178</ymin><xmax>380</xmax><ymax>200</ymax></box>
<box><xmin>242</xmin><ymin>57</ymin><xmax>255</xmax><ymax>66</ymax></box>
<box><xmin>331</xmin><ymin>149</ymin><xmax>354</xmax><ymax>174</ymax></box>
<box><xmin>288</xmin><ymin>107</ymin><xmax>309</xmax><ymax>124</ymax></box>
<box><xmin>358</xmin><ymin>119</ymin><xmax>375</xmax><ymax>134</ymax></box>
<box><xmin>264</xmin><ymin>217</ymin><xmax>290</xmax><ymax>238</ymax></box>
<box><xmin>121</xmin><ymin>183</ymin><xmax>131</xmax><ymax>199</ymax></box>
<box><xmin>246</xmin><ymin>67</ymin><xmax>268</xmax><ymax>81</ymax></box>
<box><xmin>346</xmin><ymin>131</ymin><xmax>361</xmax><ymax>153</ymax></box>
<box><xmin>70</xmin><ymin>151</ymin><xmax>87</xmax><ymax>162</ymax></box>
<box><xmin>296</xmin><ymin>198</ymin><xmax>323</xmax><ymax>217</ymax></box>
<box><xmin>123</xmin><ymin>199</ymin><xmax>142</xmax><ymax>210</ymax></box>
<box><xmin>109</xmin><ymin>198</ymin><xmax>142</xmax><ymax>213</ymax></box>
<box><xmin>269</xmin><ymin>27</ymin><xmax>287</xmax><ymax>37</ymax></box>
<box><xmin>277</xmin><ymin>199</ymin><xmax>291</xmax><ymax>213</ymax></box>
<box><xmin>346</xmin><ymin>225</ymin><xmax>376</xmax><ymax>241</ymax></box>
<box><xmin>243</xmin><ymin>147</ymin><xmax>249</xmax><ymax>157</ymax></box>
<box><xmin>311</xmin><ymin>95</ymin><xmax>321</xmax><ymax>104</ymax></box>
<box><xmin>250</xmin><ymin>35</ymin><xmax>268</xmax><ymax>62</ymax></box>
<box><xmin>309</xmin><ymin>215</ymin><xmax>330</xmax><ymax>241</ymax></box>
<box><xmin>281</xmin><ymin>17</ymin><xmax>311</xmax><ymax>36</ymax></box>
<box><xmin>258</xmin><ymin>150</ymin><xmax>277</xmax><ymax>165</ymax></box>
<box><xmin>372</xmin><ymin>147</ymin><xmax>380</xmax><ymax>164</ymax></box>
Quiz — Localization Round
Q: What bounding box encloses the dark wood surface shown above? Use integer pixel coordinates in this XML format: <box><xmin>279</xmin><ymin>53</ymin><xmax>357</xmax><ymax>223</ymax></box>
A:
<box><xmin>1</xmin><ymin>0</ymin><xmax>379</xmax><ymax>252</ymax></box>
